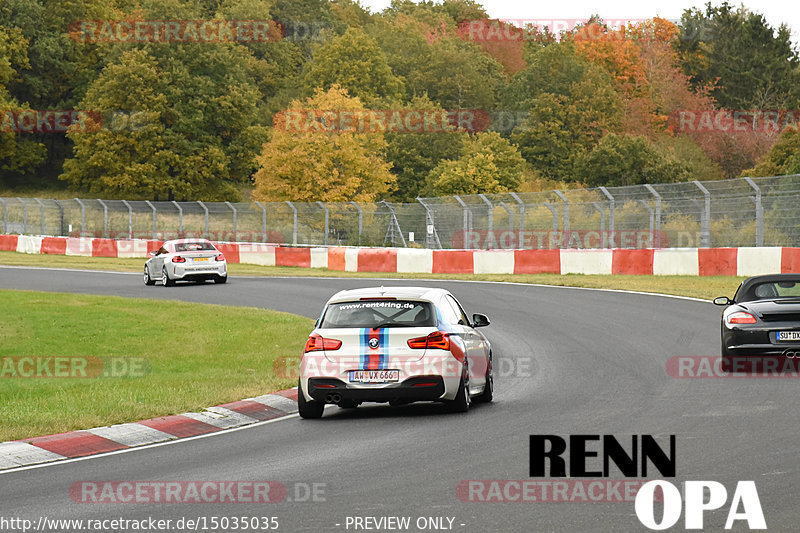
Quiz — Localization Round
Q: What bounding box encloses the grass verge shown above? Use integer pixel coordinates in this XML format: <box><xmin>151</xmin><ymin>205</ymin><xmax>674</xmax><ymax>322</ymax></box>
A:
<box><xmin>0</xmin><ymin>250</ymin><xmax>744</xmax><ymax>300</ymax></box>
<box><xmin>0</xmin><ymin>290</ymin><xmax>312</xmax><ymax>442</ymax></box>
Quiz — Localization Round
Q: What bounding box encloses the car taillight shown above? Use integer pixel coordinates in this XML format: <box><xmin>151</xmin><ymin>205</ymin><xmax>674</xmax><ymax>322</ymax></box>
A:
<box><xmin>304</xmin><ymin>333</ymin><xmax>342</xmax><ymax>353</ymax></box>
<box><xmin>172</xmin><ymin>256</ymin><xmax>186</xmax><ymax>263</ymax></box>
<box><xmin>407</xmin><ymin>331</ymin><xmax>450</xmax><ymax>350</ymax></box>
<box><xmin>728</xmin><ymin>311</ymin><xmax>757</xmax><ymax>324</ymax></box>
<box><xmin>215</xmin><ymin>254</ymin><xmax>225</xmax><ymax>261</ymax></box>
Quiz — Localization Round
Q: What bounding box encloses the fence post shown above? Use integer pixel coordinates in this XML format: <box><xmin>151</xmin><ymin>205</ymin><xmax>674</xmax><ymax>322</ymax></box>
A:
<box><xmin>478</xmin><ymin>194</ymin><xmax>493</xmax><ymax>244</ymax></box>
<box><xmin>416</xmin><ymin>198</ymin><xmax>441</xmax><ymax>249</ymax></box>
<box><xmin>285</xmin><ymin>201</ymin><xmax>297</xmax><ymax>245</ymax></box>
<box><xmin>197</xmin><ymin>201</ymin><xmax>209</xmax><ymax>239</ymax></box>
<box><xmin>554</xmin><ymin>190</ymin><xmax>569</xmax><ymax>233</ymax></box>
<box><xmin>644</xmin><ymin>185</ymin><xmax>662</xmax><ymax>248</ymax></box>
<box><xmin>509</xmin><ymin>192</ymin><xmax>525</xmax><ymax>232</ymax></box>
<box><xmin>638</xmin><ymin>199</ymin><xmax>655</xmax><ymax>247</ymax></box>
<box><xmin>54</xmin><ymin>200</ymin><xmax>65</xmax><ymax>236</ymax></box>
<box><xmin>145</xmin><ymin>200</ymin><xmax>157</xmax><ymax>239</ymax></box>
<box><xmin>693</xmin><ymin>181</ymin><xmax>711</xmax><ymax>247</ymax></box>
<box><xmin>743</xmin><ymin>177</ymin><xmax>764</xmax><ymax>247</ymax></box>
<box><xmin>254</xmin><ymin>201</ymin><xmax>267</xmax><ymax>242</ymax></box>
<box><xmin>599</xmin><ymin>187</ymin><xmax>615</xmax><ymax>247</ymax></box>
<box><xmin>349</xmin><ymin>201</ymin><xmax>363</xmax><ymax>246</ymax></box>
<box><xmin>316</xmin><ymin>201</ymin><xmax>329</xmax><ymax>245</ymax></box>
<box><xmin>17</xmin><ymin>197</ymin><xmax>27</xmax><ymax>234</ymax></box>
<box><xmin>97</xmin><ymin>199</ymin><xmax>108</xmax><ymax>238</ymax></box>
<box><xmin>121</xmin><ymin>200</ymin><xmax>133</xmax><ymax>239</ymax></box>
<box><xmin>591</xmin><ymin>202</ymin><xmax>606</xmax><ymax>247</ymax></box>
<box><xmin>0</xmin><ymin>198</ymin><xmax>6</xmax><ymax>233</ymax></box>
<box><xmin>172</xmin><ymin>201</ymin><xmax>183</xmax><ymax>236</ymax></box>
<box><xmin>543</xmin><ymin>202</ymin><xmax>558</xmax><ymax>235</ymax></box>
<box><xmin>225</xmin><ymin>201</ymin><xmax>237</xmax><ymax>242</ymax></box>
<box><xmin>74</xmin><ymin>198</ymin><xmax>85</xmax><ymax>237</ymax></box>
<box><xmin>33</xmin><ymin>198</ymin><xmax>46</xmax><ymax>235</ymax></box>
<box><xmin>380</xmin><ymin>200</ymin><xmax>407</xmax><ymax>248</ymax></box>
<box><xmin>499</xmin><ymin>201</ymin><xmax>514</xmax><ymax>232</ymax></box>
<box><xmin>453</xmin><ymin>195</ymin><xmax>471</xmax><ymax>234</ymax></box>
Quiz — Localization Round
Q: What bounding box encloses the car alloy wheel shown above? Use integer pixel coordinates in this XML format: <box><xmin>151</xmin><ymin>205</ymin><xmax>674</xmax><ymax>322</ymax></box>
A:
<box><xmin>161</xmin><ymin>266</ymin><xmax>174</xmax><ymax>287</ymax></box>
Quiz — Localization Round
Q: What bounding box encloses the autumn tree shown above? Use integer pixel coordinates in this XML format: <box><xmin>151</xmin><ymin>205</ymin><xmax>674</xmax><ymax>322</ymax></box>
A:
<box><xmin>253</xmin><ymin>86</ymin><xmax>395</xmax><ymax>202</ymax></box>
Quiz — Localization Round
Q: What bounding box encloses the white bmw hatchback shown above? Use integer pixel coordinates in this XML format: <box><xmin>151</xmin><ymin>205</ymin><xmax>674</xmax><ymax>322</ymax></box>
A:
<box><xmin>144</xmin><ymin>239</ymin><xmax>227</xmax><ymax>286</ymax></box>
<box><xmin>298</xmin><ymin>286</ymin><xmax>493</xmax><ymax>418</ymax></box>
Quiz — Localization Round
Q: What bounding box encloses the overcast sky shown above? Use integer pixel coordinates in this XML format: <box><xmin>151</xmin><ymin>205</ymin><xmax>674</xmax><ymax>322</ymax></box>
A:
<box><xmin>358</xmin><ymin>0</ymin><xmax>799</xmax><ymax>42</ymax></box>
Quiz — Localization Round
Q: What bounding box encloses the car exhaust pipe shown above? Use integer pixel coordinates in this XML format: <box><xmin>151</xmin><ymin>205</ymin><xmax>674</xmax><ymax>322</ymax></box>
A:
<box><xmin>325</xmin><ymin>393</ymin><xmax>342</xmax><ymax>403</ymax></box>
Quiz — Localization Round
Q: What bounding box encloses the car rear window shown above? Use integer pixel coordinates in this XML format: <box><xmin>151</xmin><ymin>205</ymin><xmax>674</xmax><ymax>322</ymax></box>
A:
<box><xmin>319</xmin><ymin>300</ymin><xmax>436</xmax><ymax>329</ymax></box>
<box><xmin>751</xmin><ymin>281</ymin><xmax>800</xmax><ymax>299</ymax></box>
<box><xmin>174</xmin><ymin>242</ymin><xmax>216</xmax><ymax>252</ymax></box>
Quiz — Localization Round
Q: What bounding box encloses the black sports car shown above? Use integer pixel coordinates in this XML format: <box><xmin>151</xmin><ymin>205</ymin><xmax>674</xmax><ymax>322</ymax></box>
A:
<box><xmin>714</xmin><ymin>274</ymin><xmax>800</xmax><ymax>365</ymax></box>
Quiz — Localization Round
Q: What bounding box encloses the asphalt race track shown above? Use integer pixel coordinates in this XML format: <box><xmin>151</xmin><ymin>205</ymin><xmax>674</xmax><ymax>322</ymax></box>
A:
<box><xmin>0</xmin><ymin>266</ymin><xmax>796</xmax><ymax>532</ymax></box>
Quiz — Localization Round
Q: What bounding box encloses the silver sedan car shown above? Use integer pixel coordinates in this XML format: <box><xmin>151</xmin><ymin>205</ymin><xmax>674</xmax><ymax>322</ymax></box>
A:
<box><xmin>144</xmin><ymin>239</ymin><xmax>227</xmax><ymax>286</ymax></box>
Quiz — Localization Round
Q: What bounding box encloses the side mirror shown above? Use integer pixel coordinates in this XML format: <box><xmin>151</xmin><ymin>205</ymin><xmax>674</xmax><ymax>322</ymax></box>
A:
<box><xmin>472</xmin><ymin>313</ymin><xmax>490</xmax><ymax>327</ymax></box>
<box><xmin>713</xmin><ymin>296</ymin><xmax>732</xmax><ymax>306</ymax></box>
<box><xmin>149</xmin><ymin>251</ymin><xmax>158</xmax><ymax>257</ymax></box>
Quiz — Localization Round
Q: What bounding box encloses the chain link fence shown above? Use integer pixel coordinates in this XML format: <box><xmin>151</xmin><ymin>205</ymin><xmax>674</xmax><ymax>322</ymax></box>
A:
<box><xmin>1</xmin><ymin>174</ymin><xmax>797</xmax><ymax>249</ymax></box>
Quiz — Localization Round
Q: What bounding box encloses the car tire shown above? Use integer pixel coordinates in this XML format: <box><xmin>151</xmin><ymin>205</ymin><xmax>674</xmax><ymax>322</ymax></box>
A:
<box><xmin>473</xmin><ymin>352</ymin><xmax>493</xmax><ymax>404</ymax></box>
<box><xmin>721</xmin><ymin>338</ymin><xmax>733</xmax><ymax>372</ymax></box>
<box><xmin>446</xmin><ymin>373</ymin><xmax>470</xmax><ymax>413</ymax></box>
<box><xmin>143</xmin><ymin>267</ymin><xmax>155</xmax><ymax>286</ymax></box>
<box><xmin>215</xmin><ymin>275</ymin><xmax>227</xmax><ymax>284</ymax></box>
<box><xmin>161</xmin><ymin>266</ymin><xmax>174</xmax><ymax>287</ymax></box>
<box><xmin>298</xmin><ymin>381</ymin><xmax>324</xmax><ymax>419</ymax></box>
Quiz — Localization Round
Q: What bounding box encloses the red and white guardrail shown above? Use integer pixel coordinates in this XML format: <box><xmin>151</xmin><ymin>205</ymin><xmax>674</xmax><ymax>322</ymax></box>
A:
<box><xmin>0</xmin><ymin>234</ymin><xmax>796</xmax><ymax>276</ymax></box>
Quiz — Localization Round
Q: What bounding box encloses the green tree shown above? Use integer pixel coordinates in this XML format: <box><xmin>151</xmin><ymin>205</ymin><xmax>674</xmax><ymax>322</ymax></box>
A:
<box><xmin>426</xmin><ymin>131</ymin><xmax>525</xmax><ymax>195</ymax></box>
<box><xmin>575</xmin><ymin>133</ymin><xmax>690</xmax><ymax>186</ymax></box>
<box><xmin>384</xmin><ymin>95</ymin><xmax>466</xmax><ymax>201</ymax></box>
<box><xmin>61</xmin><ymin>43</ymin><xmax>266</xmax><ymax>200</ymax></box>
<box><xmin>745</xmin><ymin>129</ymin><xmax>800</xmax><ymax>176</ymax></box>
<box><xmin>507</xmin><ymin>47</ymin><xmax>623</xmax><ymax>180</ymax></box>
<box><xmin>676</xmin><ymin>2</ymin><xmax>800</xmax><ymax>109</ymax></box>
<box><xmin>0</xmin><ymin>25</ymin><xmax>45</xmax><ymax>180</ymax></box>
<box><xmin>302</xmin><ymin>27</ymin><xmax>404</xmax><ymax>106</ymax></box>
<box><xmin>253</xmin><ymin>86</ymin><xmax>395</xmax><ymax>202</ymax></box>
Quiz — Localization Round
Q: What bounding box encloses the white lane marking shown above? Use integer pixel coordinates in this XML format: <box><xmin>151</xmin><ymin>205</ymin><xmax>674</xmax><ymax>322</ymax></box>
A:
<box><xmin>0</xmin><ymin>442</ymin><xmax>65</xmax><ymax>469</ymax></box>
<box><xmin>0</xmin><ymin>264</ymin><xmax>716</xmax><ymax>303</ymax></box>
<box><xmin>183</xmin><ymin>407</ymin><xmax>259</xmax><ymax>429</ymax></box>
<box><xmin>87</xmin><ymin>423</ymin><xmax>176</xmax><ymax>447</ymax></box>
<box><xmin>0</xmin><ymin>413</ymin><xmax>300</xmax><ymax>475</ymax></box>
<box><xmin>0</xmin><ymin>265</ymin><xmax>139</xmax><ymax>275</ymax></box>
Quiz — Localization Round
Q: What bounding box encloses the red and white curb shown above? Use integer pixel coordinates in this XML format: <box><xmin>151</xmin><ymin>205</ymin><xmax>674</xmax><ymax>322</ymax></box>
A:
<box><xmin>0</xmin><ymin>388</ymin><xmax>298</xmax><ymax>470</ymax></box>
<box><xmin>2</xmin><ymin>233</ymin><xmax>798</xmax><ymax>276</ymax></box>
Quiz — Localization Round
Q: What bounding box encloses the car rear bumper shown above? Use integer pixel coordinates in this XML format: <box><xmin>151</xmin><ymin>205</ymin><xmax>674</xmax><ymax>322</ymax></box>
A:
<box><xmin>299</xmin><ymin>352</ymin><xmax>463</xmax><ymax>403</ymax></box>
<box><xmin>723</xmin><ymin>327</ymin><xmax>800</xmax><ymax>355</ymax></box>
<box><xmin>306</xmin><ymin>376</ymin><xmax>446</xmax><ymax>403</ymax></box>
<box><xmin>171</xmin><ymin>263</ymin><xmax>226</xmax><ymax>280</ymax></box>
